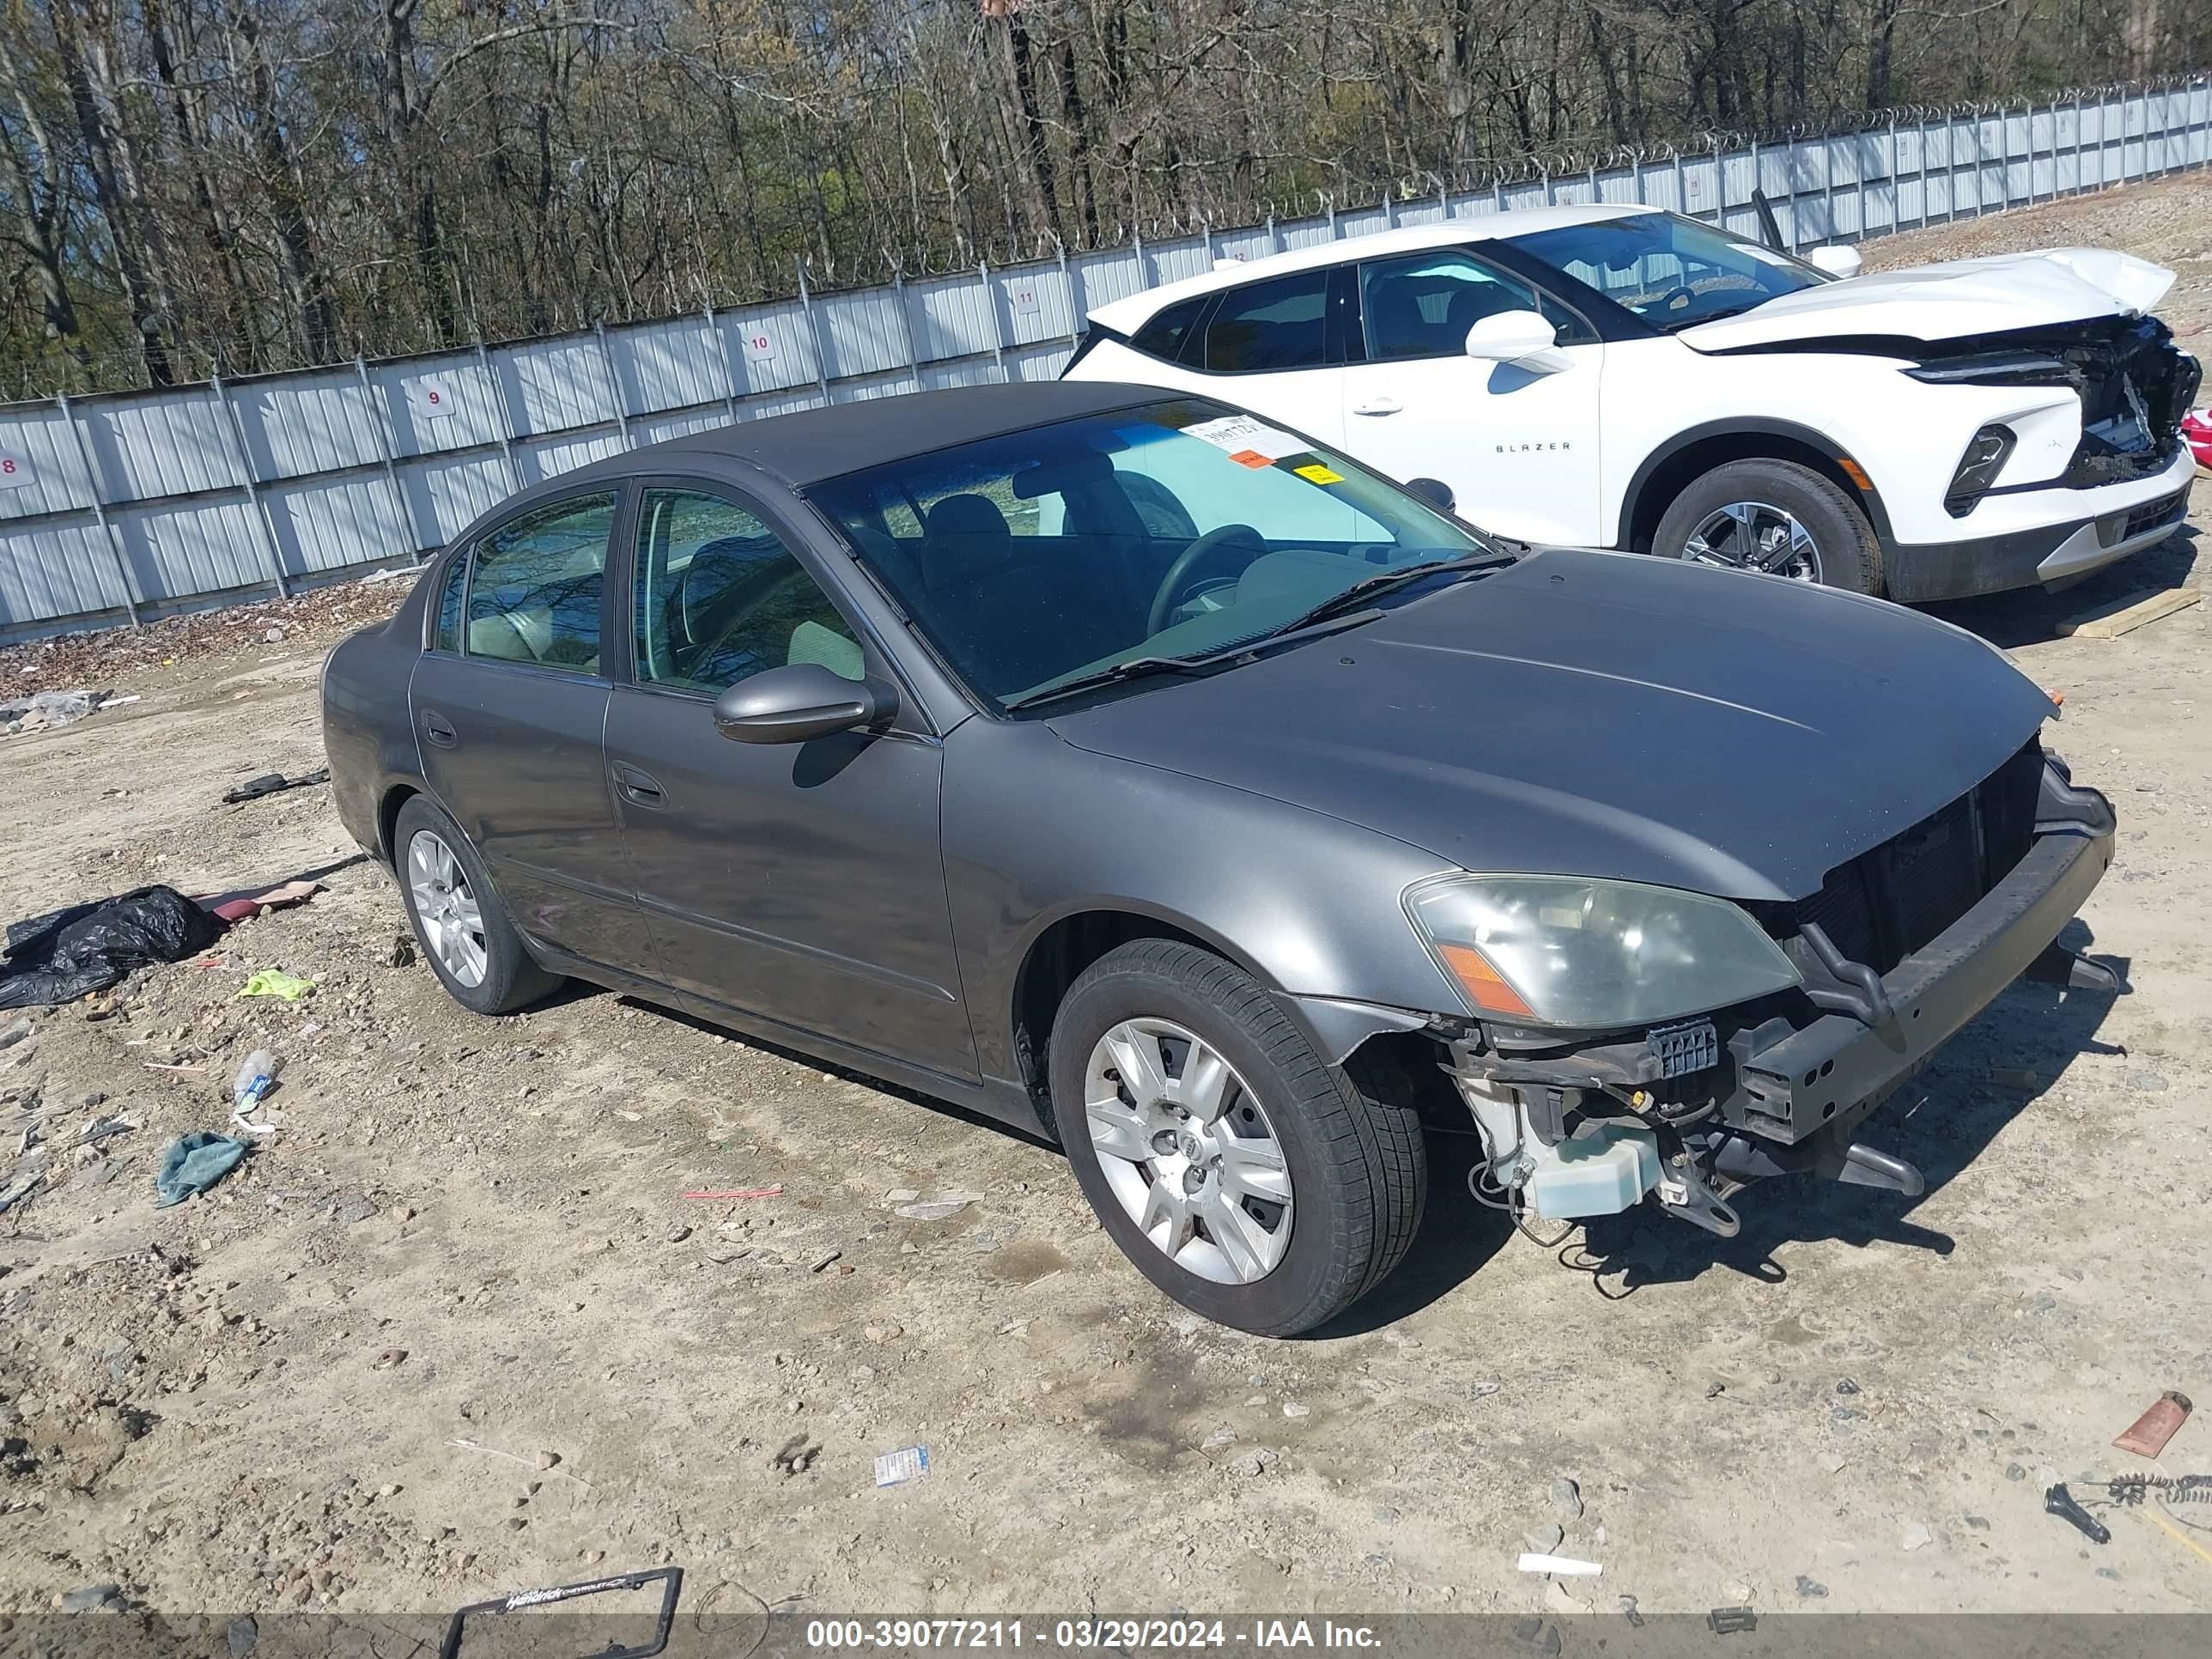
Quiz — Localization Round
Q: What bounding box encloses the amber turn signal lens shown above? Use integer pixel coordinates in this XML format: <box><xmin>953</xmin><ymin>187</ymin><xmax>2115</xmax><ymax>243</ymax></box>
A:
<box><xmin>1437</xmin><ymin>942</ymin><xmax>1537</xmax><ymax>1019</ymax></box>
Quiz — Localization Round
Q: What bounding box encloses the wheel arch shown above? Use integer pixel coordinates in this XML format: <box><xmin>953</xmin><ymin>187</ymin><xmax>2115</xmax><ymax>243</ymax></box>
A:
<box><xmin>1010</xmin><ymin>903</ymin><xmax>1267</xmax><ymax>1135</ymax></box>
<box><xmin>377</xmin><ymin>782</ymin><xmax>422</xmax><ymax>868</ymax></box>
<box><xmin>1619</xmin><ymin>419</ymin><xmax>1893</xmax><ymax>552</ymax></box>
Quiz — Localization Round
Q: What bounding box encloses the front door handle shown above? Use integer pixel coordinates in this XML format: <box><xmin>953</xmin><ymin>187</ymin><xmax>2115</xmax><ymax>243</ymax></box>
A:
<box><xmin>421</xmin><ymin>710</ymin><xmax>458</xmax><ymax>747</ymax></box>
<box><xmin>611</xmin><ymin>763</ymin><xmax>666</xmax><ymax>809</ymax></box>
<box><xmin>1352</xmin><ymin>398</ymin><xmax>1403</xmax><ymax>416</ymax></box>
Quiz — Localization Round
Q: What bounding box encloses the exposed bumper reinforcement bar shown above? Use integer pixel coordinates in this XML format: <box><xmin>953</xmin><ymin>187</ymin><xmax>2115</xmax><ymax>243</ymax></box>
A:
<box><xmin>1721</xmin><ymin>817</ymin><xmax>2114</xmax><ymax>1146</ymax></box>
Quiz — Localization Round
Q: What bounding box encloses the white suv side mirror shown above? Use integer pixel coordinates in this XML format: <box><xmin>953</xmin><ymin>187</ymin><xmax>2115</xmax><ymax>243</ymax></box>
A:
<box><xmin>1806</xmin><ymin>245</ymin><xmax>1863</xmax><ymax>279</ymax></box>
<box><xmin>1464</xmin><ymin>309</ymin><xmax>1571</xmax><ymax>374</ymax></box>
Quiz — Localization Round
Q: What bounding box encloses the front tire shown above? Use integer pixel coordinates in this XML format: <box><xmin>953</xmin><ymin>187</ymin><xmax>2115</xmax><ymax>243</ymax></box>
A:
<box><xmin>1652</xmin><ymin>458</ymin><xmax>1884</xmax><ymax>596</ymax></box>
<box><xmin>1048</xmin><ymin>940</ymin><xmax>1425</xmax><ymax>1335</ymax></box>
<box><xmin>394</xmin><ymin>795</ymin><xmax>561</xmax><ymax>1016</ymax></box>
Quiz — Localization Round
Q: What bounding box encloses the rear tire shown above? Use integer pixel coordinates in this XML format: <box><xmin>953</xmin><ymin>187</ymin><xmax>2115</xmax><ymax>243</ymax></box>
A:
<box><xmin>393</xmin><ymin>795</ymin><xmax>561</xmax><ymax>1016</ymax></box>
<box><xmin>1048</xmin><ymin>940</ymin><xmax>1425</xmax><ymax>1336</ymax></box>
<box><xmin>1652</xmin><ymin>458</ymin><xmax>1884</xmax><ymax>596</ymax></box>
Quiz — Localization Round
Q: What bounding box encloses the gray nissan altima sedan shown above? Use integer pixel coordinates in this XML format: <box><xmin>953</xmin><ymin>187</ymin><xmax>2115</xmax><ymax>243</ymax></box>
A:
<box><xmin>322</xmin><ymin>380</ymin><xmax>2117</xmax><ymax>1335</ymax></box>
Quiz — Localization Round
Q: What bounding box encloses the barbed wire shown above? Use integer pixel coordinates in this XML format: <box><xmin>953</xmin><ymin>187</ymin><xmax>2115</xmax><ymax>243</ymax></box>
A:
<box><xmin>7</xmin><ymin>71</ymin><xmax>2205</xmax><ymax>409</ymax></box>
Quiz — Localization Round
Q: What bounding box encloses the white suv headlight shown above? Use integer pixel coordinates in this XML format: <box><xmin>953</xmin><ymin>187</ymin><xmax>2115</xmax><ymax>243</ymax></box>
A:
<box><xmin>1404</xmin><ymin>873</ymin><xmax>1802</xmax><ymax>1029</ymax></box>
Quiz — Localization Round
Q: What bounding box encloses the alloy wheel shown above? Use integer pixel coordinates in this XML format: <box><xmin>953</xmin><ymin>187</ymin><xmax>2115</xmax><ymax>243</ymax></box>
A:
<box><xmin>1083</xmin><ymin>1017</ymin><xmax>1292</xmax><ymax>1285</ymax></box>
<box><xmin>406</xmin><ymin>829</ymin><xmax>489</xmax><ymax>988</ymax></box>
<box><xmin>1682</xmin><ymin>500</ymin><xmax>1822</xmax><ymax>581</ymax></box>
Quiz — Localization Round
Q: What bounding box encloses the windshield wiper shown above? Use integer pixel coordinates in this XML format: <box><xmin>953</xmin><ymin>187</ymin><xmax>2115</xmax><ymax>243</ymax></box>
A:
<box><xmin>1001</xmin><ymin>610</ymin><xmax>1392</xmax><ymax>713</ymax></box>
<box><xmin>1255</xmin><ymin>551</ymin><xmax>1510</xmax><ymax>640</ymax></box>
<box><xmin>1001</xmin><ymin>653</ymin><xmax>1219</xmax><ymax>712</ymax></box>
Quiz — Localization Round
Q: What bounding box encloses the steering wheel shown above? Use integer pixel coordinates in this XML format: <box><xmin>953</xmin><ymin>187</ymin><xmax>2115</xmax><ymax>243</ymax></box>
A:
<box><xmin>1148</xmin><ymin>524</ymin><xmax>1265</xmax><ymax>635</ymax></box>
<box><xmin>1652</xmin><ymin>283</ymin><xmax>1698</xmax><ymax>313</ymax></box>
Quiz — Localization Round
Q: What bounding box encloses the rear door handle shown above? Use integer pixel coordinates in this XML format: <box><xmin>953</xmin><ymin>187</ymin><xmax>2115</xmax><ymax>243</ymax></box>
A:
<box><xmin>420</xmin><ymin>710</ymin><xmax>457</xmax><ymax>746</ymax></box>
<box><xmin>611</xmin><ymin>763</ymin><xmax>666</xmax><ymax>809</ymax></box>
<box><xmin>1352</xmin><ymin>398</ymin><xmax>1403</xmax><ymax>416</ymax></box>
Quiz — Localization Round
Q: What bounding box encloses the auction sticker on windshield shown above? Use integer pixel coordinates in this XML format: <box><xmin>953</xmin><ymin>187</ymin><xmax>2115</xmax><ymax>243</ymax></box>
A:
<box><xmin>1183</xmin><ymin>414</ymin><xmax>1309</xmax><ymax>469</ymax></box>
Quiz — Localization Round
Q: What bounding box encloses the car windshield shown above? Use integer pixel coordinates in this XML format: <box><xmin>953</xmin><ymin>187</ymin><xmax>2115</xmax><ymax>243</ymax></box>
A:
<box><xmin>1510</xmin><ymin>212</ymin><xmax>1828</xmax><ymax>330</ymax></box>
<box><xmin>806</xmin><ymin>398</ymin><xmax>1495</xmax><ymax>708</ymax></box>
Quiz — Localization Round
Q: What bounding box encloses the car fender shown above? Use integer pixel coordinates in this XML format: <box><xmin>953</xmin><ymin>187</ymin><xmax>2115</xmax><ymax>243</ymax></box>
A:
<box><xmin>939</xmin><ymin>720</ymin><xmax>1465</xmax><ymax>1088</ymax></box>
<box><xmin>1614</xmin><ymin>415</ymin><xmax>1899</xmax><ymax>550</ymax></box>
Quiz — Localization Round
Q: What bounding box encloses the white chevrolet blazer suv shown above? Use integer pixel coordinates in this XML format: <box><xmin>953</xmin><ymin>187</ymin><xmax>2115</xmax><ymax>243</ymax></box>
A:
<box><xmin>1061</xmin><ymin>204</ymin><xmax>2201</xmax><ymax>601</ymax></box>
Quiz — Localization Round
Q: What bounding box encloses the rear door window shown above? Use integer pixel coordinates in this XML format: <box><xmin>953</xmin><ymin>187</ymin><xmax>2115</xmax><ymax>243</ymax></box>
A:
<box><xmin>464</xmin><ymin>491</ymin><xmax>616</xmax><ymax>673</ymax></box>
<box><xmin>1204</xmin><ymin>271</ymin><xmax>1331</xmax><ymax>372</ymax></box>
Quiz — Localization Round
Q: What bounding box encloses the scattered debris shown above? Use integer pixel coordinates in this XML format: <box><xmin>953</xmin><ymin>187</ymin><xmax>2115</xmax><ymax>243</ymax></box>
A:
<box><xmin>2045</xmin><ymin>1483</ymin><xmax>2111</xmax><ymax>1545</ymax></box>
<box><xmin>221</xmin><ymin>768</ymin><xmax>330</xmax><ymax>805</ymax></box>
<box><xmin>374</xmin><ymin>1348</ymin><xmax>408</xmax><ymax>1370</ymax></box>
<box><xmin>386</xmin><ymin>933</ymin><xmax>416</xmax><ymax>968</ymax></box>
<box><xmin>1506</xmin><ymin>1618</ymin><xmax>1561</xmax><ymax>1656</ymax></box>
<box><xmin>895</xmin><ymin>1188</ymin><xmax>985</xmax><ymax>1221</ymax></box>
<box><xmin>201</xmin><ymin>878</ymin><xmax>321</xmax><ymax>924</ymax></box>
<box><xmin>1549</xmin><ymin>1475</ymin><xmax>1583</xmax><ymax>1518</ymax></box>
<box><xmin>440</xmin><ymin>1565</ymin><xmax>683</xmax><ymax>1659</ymax></box>
<box><xmin>809</xmin><ymin>1250</ymin><xmax>842</xmax><ymax>1273</ymax></box>
<box><xmin>1707</xmin><ymin>1607</ymin><xmax>1757</xmax><ymax>1636</ymax></box>
<box><xmin>230</xmin><ymin>1048</ymin><xmax>283</xmax><ymax>1135</ymax></box>
<box><xmin>1</xmin><ymin>884</ymin><xmax>225</xmax><ymax>1011</ymax></box>
<box><xmin>3</xmin><ymin>689</ymin><xmax>129</xmax><ymax>738</ymax></box>
<box><xmin>885</xmin><ymin>1187</ymin><xmax>921</xmax><ymax>1203</ymax></box>
<box><xmin>770</xmin><ymin>1434</ymin><xmax>820</xmax><ymax>1475</ymax></box>
<box><xmin>684</xmin><ymin>1184</ymin><xmax>782</xmax><ymax>1200</ymax></box>
<box><xmin>1517</xmin><ymin>1553</ymin><xmax>1601</xmax><ymax>1577</ymax></box>
<box><xmin>1524</xmin><ymin>1523</ymin><xmax>1565</xmax><ymax>1553</ymax></box>
<box><xmin>153</xmin><ymin>1130</ymin><xmax>252</xmax><ymax>1207</ymax></box>
<box><xmin>0</xmin><ymin>1016</ymin><xmax>31</xmax><ymax>1049</ymax></box>
<box><xmin>2113</xmin><ymin>1390</ymin><xmax>2192</xmax><ymax>1460</ymax></box>
<box><xmin>0</xmin><ymin>1167</ymin><xmax>46</xmax><ymax>1216</ymax></box>
<box><xmin>874</xmin><ymin>1444</ymin><xmax>930</xmax><ymax>1488</ymax></box>
<box><xmin>59</xmin><ymin>1582</ymin><xmax>124</xmax><ymax>1613</ymax></box>
<box><xmin>236</xmin><ymin>968</ymin><xmax>315</xmax><ymax>1000</ymax></box>
<box><xmin>1615</xmin><ymin>1595</ymin><xmax>1643</xmax><ymax>1629</ymax></box>
<box><xmin>1795</xmin><ymin>1575</ymin><xmax>1828</xmax><ymax>1598</ymax></box>
<box><xmin>1899</xmin><ymin>1521</ymin><xmax>1933</xmax><ymax>1553</ymax></box>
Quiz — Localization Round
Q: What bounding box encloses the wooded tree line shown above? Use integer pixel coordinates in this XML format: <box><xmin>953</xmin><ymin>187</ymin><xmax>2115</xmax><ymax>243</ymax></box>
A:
<box><xmin>1</xmin><ymin>0</ymin><xmax>2203</xmax><ymax>397</ymax></box>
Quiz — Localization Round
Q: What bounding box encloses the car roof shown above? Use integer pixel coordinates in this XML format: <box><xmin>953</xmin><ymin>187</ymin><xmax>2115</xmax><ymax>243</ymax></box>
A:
<box><xmin>579</xmin><ymin>380</ymin><xmax>1176</xmax><ymax>489</ymax></box>
<box><xmin>1086</xmin><ymin>204</ymin><xmax>1656</xmax><ymax>335</ymax></box>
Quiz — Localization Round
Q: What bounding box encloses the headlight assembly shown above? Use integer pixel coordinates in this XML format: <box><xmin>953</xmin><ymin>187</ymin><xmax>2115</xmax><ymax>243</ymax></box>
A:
<box><xmin>1404</xmin><ymin>873</ymin><xmax>1802</xmax><ymax>1030</ymax></box>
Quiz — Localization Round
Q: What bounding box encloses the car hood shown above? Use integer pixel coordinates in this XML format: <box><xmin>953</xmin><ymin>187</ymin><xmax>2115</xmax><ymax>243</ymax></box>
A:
<box><xmin>1679</xmin><ymin>248</ymin><xmax>2175</xmax><ymax>351</ymax></box>
<box><xmin>1046</xmin><ymin>550</ymin><xmax>2056</xmax><ymax>903</ymax></box>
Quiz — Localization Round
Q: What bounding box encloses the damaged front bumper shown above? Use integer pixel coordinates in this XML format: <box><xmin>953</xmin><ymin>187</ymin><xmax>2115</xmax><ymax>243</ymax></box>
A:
<box><xmin>1442</xmin><ymin>768</ymin><xmax>2117</xmax><ymax>1236</ymax></box>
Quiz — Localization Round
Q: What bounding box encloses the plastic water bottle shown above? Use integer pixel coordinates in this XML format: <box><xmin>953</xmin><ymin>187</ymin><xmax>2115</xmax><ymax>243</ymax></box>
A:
<box><xmin>233</xmin><ymin>1048</ymin><xmax>283</xmax><ymax>1111</ymax></box>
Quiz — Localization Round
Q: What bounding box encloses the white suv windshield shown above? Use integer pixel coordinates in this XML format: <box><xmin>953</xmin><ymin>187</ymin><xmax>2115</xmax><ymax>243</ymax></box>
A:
<box><xmin>1510</xmin><ymin>213</ymin><xmax>1828</xmax><ymax>331</ymax></box>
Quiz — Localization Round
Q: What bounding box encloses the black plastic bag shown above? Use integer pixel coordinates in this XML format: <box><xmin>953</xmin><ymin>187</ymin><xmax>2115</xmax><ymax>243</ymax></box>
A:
<box><xmin>0</xmin><ymin>884</ymin><xmax>225</xmax><ymax>1010</ymax></box>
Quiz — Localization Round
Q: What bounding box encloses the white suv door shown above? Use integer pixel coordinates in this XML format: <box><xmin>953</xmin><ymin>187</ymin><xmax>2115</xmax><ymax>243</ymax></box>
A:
<box><xmin>1340</xmin><ymin>248</ymin><xmax>1607</xmax><ymax>546</ymax></box>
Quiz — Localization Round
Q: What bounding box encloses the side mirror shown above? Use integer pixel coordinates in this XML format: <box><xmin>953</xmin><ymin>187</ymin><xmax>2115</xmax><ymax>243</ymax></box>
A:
<box><xmin>1464</xmin><ymin>309</ymin><xmax>1571</xmax><ymax>374</ymax></box>
<box><xmin>1805</xmin><ymin>245</ymin><xmax>1863</xmax><ymax>280</ymax></box>
<box><xmin>712</xmin><ymin>663</ymin><xmax>896</xmax><ymax>744</ymax></box>
<box><xmin>1403</xmin><ymin>477</ymin><xmax>1457</xmax><ymax>515</ymax></box>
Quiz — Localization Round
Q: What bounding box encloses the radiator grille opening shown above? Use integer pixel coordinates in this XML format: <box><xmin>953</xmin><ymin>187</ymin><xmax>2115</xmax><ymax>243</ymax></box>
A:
<box><xmin>1785</xmin><ymin>739</ymin><xmax>2043</xmax><ymax>975</ymax></box>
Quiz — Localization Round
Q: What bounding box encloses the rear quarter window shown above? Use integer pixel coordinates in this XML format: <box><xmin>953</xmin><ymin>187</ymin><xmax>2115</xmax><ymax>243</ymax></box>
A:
<box><xmin>1130</xmin><ymin>295</ymin><xmax>1210</xmax><ymax>364</ymax></box>
<box><xmin>432</xmin><ymin>552</ymin><xmax>466</xmax><ymax>653</ymax></box>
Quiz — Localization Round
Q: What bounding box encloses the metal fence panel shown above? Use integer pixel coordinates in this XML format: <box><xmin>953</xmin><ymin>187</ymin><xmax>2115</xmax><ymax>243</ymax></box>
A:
<box><xmin>0</xmin><ymin>404</ymin><xmax>90</xmax><ymax>520</ymax></box>
<box><xmin>3</xmin><ymin>82</ymin><xmax>2208</xmax><ymax>639</ymax></box>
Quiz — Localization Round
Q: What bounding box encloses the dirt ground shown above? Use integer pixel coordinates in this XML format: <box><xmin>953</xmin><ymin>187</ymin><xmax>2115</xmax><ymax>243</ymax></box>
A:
<box><xmin>5</xmin><ymin>175</ymin><xmax>2212</xmax><ymax>1630</ymax></box>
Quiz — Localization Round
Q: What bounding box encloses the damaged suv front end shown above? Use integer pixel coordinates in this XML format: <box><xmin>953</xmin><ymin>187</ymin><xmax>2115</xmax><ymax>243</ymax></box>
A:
<box><xmin>1423</xmin><ymin>741</ymin><xmax>2116</xmax><ymax>1237</ymax></box>
<box><xmin>1888</xmin><ymin>312</ymin><xmax>2200</xmax><ymax>599</ymax></box>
